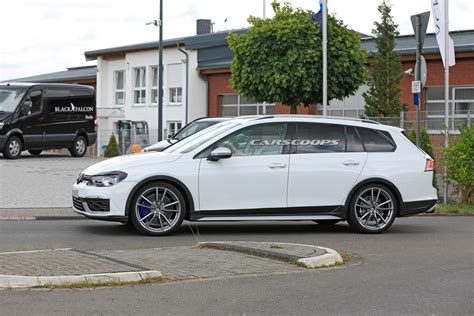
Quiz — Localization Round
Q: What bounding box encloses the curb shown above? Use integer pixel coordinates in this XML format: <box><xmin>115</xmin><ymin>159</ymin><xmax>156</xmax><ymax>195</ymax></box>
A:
<box><xmin>200</xmin><ymin>241</ymin><xmax>343</xmax><ymax>268</ymax></box>
<box><xmin>0</xmin><ymin>270</ymin><xmax>162</xmax><ymax>289</ymax></box>
<box><xmin>0</xmin><ymin>207</ymin><xmax>81</xmax><ymax>221</ymax></box>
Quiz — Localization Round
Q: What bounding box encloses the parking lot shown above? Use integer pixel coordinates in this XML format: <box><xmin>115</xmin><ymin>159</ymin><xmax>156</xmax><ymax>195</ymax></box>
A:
<box><xmin>0</xmin><ymin>153</ymin><xmax>103</xmax><ymax>209</ymax></box>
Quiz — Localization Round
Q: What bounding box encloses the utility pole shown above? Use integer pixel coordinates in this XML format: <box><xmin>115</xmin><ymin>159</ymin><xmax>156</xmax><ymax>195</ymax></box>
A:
<box><xmin>415</xmin><ymin>15</ymin><xmax>421</xmax><ymax>146</ymax></box>
<box><xmin>158</xmin><ymin>0</ymin><xmax>164</xmax><ymax>141</ymax></box>
<box><xmin>443</xmin><ymin>0</ymin><xmax>450</xmax><ymax>204</ymax></box>
<box><xmin>322</xmin><ymin>0</ymin><xmax>327</xmax><ymax>116</ymax></box>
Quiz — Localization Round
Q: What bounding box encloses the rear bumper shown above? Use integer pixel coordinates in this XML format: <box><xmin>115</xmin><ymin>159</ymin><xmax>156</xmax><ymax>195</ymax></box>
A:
<box><xmin>400</xmin><ymin>199</ymin><xmax>438</xmax><ymax>216</ymax></box>
<box><xmin>87</xmin><ymin>133</ymin><xmax>97</xmax><ymax>145</ymax></box>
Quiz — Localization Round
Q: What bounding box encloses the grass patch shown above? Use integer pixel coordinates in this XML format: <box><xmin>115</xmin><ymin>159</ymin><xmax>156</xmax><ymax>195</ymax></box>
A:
<box><xmin>270</xmin><ymin>244</ymin><xmax>284</xmax><ymax>249</ymax></box>
<box><xmin>435</xmin><ymin>204</ymin><xmax>474</xmax><ymax>216</ymax></box>
<box><xmin>34</xmin><ymin>276</ymin><xmax>164</xmax><ymax>290</ymax></box>
<box><xmin>337</xmin><ymin>250</ymin><xmax>353</xmax><ymax>263</ymax></box>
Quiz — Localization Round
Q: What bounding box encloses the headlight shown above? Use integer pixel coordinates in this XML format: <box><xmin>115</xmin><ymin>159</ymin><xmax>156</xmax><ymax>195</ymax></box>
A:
<box><xmin>86</xmin><ymin>171</ymin><xmax>128</xmax><ymax>187</ymax></box>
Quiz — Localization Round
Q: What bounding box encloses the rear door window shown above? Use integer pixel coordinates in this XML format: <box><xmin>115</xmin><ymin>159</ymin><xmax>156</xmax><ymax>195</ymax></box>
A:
<box><xmin>356</xmin><ymin>127</ymin><xmax>395</xmax><ymax>152</ymax></box>
<box><xmin>346</xmin><ymin>126</ymin><xmax>365</xmax><ymax>152</ymax></box>
<box><xmin>294</xmin><ymin>123</ymin><xmax>345</xmax><ymax>154</ymax></box>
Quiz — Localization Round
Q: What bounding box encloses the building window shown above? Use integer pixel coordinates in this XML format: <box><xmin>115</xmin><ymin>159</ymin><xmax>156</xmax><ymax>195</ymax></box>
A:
<box><xmin>425</xmin><ymin>86</ymin><xmax>474</xmax><ymax>132</ymax></box>
<box><xmin>151</xmin><ymin>66</ymin><xmax>158</xmax><ymax>104</ymax></box>
<box><xmin>167</xmin><ymin>64</ymin><xmax>183</xmax><ymax>105</ymax></box>
<box><xmin>167</xmin><ymin>121</ymin><xmax>182</xmax><ymax>135</ymax></box>
<box><xmin>220</xmin><ymin>94</ymin><xmax>275</xmax><ymax>117</ymax></box>
<box><xmin>169</xmin><ymin>87</ymin><xmax>182</xmax><ymax>104</ymax></box>
<box><xmin>114</xmin><ymin>70</ymin><xmax>125</xmax><ymax>105</ymax></box>
<box><xmin>133</xmin><ymin>67</ymin><xmax>146</xmax><ymax>105</ymax></box>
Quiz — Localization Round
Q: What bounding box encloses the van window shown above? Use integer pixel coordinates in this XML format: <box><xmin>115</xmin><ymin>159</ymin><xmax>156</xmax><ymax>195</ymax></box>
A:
<box><xmin>294</xmin><ymin>123</ymin><xmax>345</xmax><ymax>154</ymax></box>
<box><xmin>356</xmin><ymin>127</ymin><xmax>395</xmax><ymax>152</ymax></box>
<box><xmin>25</xmin><ymin>90</ymin><xmax>42</xmax><ymax>114</ymax></box>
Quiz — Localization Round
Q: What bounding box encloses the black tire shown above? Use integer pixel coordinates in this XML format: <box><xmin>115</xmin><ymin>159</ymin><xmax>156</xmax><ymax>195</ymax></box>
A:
<box><xmin>347</xmin><ymin>183</ymin><xmax>397</xmax><ymax>234</ymax></box>
<box><xmin>28</xmin><ymin>150</ymin><xmax>42</xmax><ymax>156</ymax></box>
<box><xmin>69</xmin><ymin>136</ymin><xmax>87</xmax><ymax>157</ymax></box>
<box><xmin>313</xmin><ymin>220</ymin><xmax>340</xmax><ymax>226</ymax></box>
<box><xmin>3</xmin><ymin>136</ymin><xmax>22</xmax><ymax>159</ymax></box>
<box><xmin>130</xmin><ymin>181</ymin><xmax>186</xmax><ymax>236</ymax></box>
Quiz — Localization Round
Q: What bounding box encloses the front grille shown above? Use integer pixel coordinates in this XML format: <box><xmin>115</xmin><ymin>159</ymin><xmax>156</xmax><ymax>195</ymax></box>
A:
<box><xmin>86</xmin><ymin>198</ymin><xmax>110</xmax><ymax>212</ymax></box>
<box><xmin>72</xmin><ymin>197</ymin><xmax>85</xmax><ymax>211</ymax></box>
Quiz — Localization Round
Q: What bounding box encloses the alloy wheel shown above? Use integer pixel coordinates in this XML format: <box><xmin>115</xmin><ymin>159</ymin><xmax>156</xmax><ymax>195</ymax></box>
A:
<box><xmin>135</xmin><ymin>186</ymin><xmax>182</xmax><ymax>233</ymax></box>
<box><xmin>76</xmin><ymin>139</ymin><xmax>86</xmax><ymax>155</ymax></box>
<box><xmin>354</xmin><ymin>187</ymin><xmax>394</xmax><ymax>231</ymax></box>
<box><xmin>9</xmin><ymin>140</ymin><xmax>21</xmax><ymax>157</ymax></box>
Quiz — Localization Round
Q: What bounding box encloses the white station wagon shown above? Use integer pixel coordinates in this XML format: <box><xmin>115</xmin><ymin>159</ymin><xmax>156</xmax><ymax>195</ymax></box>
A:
<box><xmin>72</xmin><ymin>115</ymin><xmax>438</xmax><ymax>235</ymax></box>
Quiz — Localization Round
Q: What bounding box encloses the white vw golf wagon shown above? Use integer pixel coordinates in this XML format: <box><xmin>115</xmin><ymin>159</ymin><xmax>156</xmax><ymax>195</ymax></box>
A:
<box><xmin>72</xmin><ymin>115</ymin><xmax>437</xmax><ymax>235</ymax></box>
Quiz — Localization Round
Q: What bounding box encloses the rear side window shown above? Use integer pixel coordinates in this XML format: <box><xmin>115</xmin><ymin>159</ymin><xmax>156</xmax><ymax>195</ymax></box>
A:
<box><xmin>295</xmin><ymin>123</ymin><xmax>345</xmax><ymax>154</ymax></box>
<box><xmin>357</xmin><ymin>127</ymin><xmax>395</xmax><ymax>152</ymax></box>
<box><xmin>346</xmin><ymin>127</ymin><xmax>365</xmax><ymax>152</ymax></box>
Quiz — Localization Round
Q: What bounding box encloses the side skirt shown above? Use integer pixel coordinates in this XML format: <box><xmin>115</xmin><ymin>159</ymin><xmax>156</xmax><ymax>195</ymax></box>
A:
<box><xmin>189</xmin><ymin>205</ymin><xmax>347</xmax><ymax>221</ymax></box>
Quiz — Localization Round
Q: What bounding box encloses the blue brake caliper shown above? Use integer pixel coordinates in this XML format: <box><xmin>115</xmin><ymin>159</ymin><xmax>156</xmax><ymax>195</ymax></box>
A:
<box><xmin>139</xmin><ymin>198</ymin><xmax>151</xmax><ymax>220</ymax></box>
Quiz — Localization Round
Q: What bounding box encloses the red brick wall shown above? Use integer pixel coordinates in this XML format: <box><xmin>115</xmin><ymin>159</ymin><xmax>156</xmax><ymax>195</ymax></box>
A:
<box><xmin>207</xmin><ymin>72</ymin><xmax>316</xmax><ymax>116</ymax></box>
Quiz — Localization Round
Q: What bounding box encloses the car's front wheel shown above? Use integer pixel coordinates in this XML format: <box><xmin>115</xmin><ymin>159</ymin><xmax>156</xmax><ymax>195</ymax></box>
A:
<box><xmin>3</xmin><ymin>136</ymin><xmax>22</xmax><ymax>159</ymax></box>
<box><xmin>347</xmin><ymin>184</ymin><xmax>397</xmax><ymax>234</ymax></box>
<box><xmin>69</xmin><ymin>136</ymin><xmax>87</xmax><ymax>157</ymax></box>
<box><xmin>130</xmin><ymin>182</ymin><xmax>186</xmax><ymax>236</ymax></box>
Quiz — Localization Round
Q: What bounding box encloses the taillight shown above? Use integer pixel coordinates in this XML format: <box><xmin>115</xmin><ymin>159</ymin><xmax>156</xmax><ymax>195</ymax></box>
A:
<box><xmin>93</xmin><ymin>114</ymin><xmax>97</xmax><ymax>132</ymax></box>
<box><xmin>425</xmin><ymin>159</ymin><xmax>434</xmax><ymax>172</ymax></box>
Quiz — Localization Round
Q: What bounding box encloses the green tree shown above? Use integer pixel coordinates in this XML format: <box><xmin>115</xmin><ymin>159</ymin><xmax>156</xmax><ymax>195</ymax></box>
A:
<box><xmin>228</xmin><ymin>1</ymin><xmax>366</xmax><ymax>114</ymax></box>
<box><xmin>104</xmin><ymin>133</ymin><xmax>120</xmax><ymax>158</ymax></box>
<box><xmin>443</xmin><ymin>126</ymin><xmax>474</xmax><ymax>204</ymax></box>
<box><xmin>363</xmin><ymin>0</ymin><xmax>406</xmax><ymax>117</ymax></box>
<box><xmin>407</xmin><ymin>128</ymin><xmax>438</xmax><ymax>191</ymax></box>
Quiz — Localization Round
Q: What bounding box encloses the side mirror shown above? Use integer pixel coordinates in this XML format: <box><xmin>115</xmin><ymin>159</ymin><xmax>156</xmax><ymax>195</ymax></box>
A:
<box><xmin>207</xmin><ymin>147</ymin><xmax>232</xmax><ymax>161</ymax></box>
<box><xmin>21</xmin><ymin>101</ymin><xmax>32</xmax><ymax>115</ymax></box>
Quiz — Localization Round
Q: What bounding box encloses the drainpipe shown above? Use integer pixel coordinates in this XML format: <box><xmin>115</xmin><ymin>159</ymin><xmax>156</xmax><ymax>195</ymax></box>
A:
<box><xmin>177</xmin><ymin>44</ymin><xmax>189</xmax><ymax>124</ymax></box>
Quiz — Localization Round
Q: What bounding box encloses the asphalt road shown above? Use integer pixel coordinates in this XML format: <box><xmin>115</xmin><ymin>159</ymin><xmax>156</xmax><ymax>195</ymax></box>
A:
<box><xmin>0</xmin><ymin>216</ymin><xmax>473</xmax><ymax>315</ymax></box>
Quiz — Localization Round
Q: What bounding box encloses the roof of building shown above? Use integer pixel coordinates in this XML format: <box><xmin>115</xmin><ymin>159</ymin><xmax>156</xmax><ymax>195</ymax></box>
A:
<box><xmin>361</xmin><ymin>29</ymin><xmax>474</xmax><ymax>56</ymax></box>
<box><xmin>4</xmin><ymin>66</ymin><xmax>97</xmax><ymax>83</ymax></box>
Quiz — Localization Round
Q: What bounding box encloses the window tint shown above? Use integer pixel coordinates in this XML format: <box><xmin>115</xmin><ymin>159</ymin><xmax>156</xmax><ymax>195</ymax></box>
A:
<box><xmin>25</xmin><ymin>90</ymin><xmax>42</xmax><ymax>114</ymax></box>
<box><xmin>357</xmin><ymin>128</ymin><xmax>395</xmax><ymax>152</ymax></box>
<box><xmin>346</xmin><ymin>127</ymin><xmax>365</xmax><ymax>152</ymax></box>
<box><xmin>213</xmin><ymin>123</ymin><xmax>288</xmax><ymax>156</ymax></box>
<box><xmin>295</xmin><ymin>123</ymin><xmax>345</xmax><ymax>154</ymax></box>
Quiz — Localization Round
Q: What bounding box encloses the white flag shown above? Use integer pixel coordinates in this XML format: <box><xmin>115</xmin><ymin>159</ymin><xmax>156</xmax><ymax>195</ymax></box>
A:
<box><xmin>431</xmin><ymin>0</ymin><xmax>456</xmax><ymax>67</ymax></box>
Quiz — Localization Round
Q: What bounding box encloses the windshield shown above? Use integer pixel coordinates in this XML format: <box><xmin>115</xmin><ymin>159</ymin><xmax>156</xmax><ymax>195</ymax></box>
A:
<box><xmin>164</xmin><ymin>120</ymin><xmax>243</xmax><ymax>154</ymax></box>
<box><xmin>174</xmin><ymin>121</ymin><xmax>218</xmax><ymax>140</ymax></box>
<box><xmin>0</xmin><ymin>88</ymin><xmax>26</xmax><ymax>112</ymax></box>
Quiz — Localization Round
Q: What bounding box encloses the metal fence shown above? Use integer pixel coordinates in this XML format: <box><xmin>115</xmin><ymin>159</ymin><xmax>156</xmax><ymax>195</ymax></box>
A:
<box><xmin>365</xmin><ymin>110</ymin><xmax>472</xmax><ymax>132</ymax></box>
<box><xmin>98</xmin><ymin>129</ymin><xmax>167</xmax><ymax>155</ymax></box>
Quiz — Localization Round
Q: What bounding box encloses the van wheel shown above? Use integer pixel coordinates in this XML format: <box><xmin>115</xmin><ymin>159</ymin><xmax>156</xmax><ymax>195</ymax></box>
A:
<box><xmin>347</xmin><ymin>184</ymin><xmax>397</xmax><ymax>234</ymax></box>
<box><xmin>28</xmin><ymin>150</ymin><xmax>42</xmax><ymax>156</ymax></box>
<box><xmin>3</xmin><ymin>136</ymin><xmax>22</xmax><ymax>159</ymax></box>
<box><xmin>69</xmin><ymin>136</ymin><xmax>87</xmax><ymax>157</ymax></box>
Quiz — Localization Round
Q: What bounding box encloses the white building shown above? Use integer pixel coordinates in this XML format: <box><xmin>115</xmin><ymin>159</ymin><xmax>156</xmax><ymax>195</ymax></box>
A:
<box><xmin>85</xmin><ymin>21</ymin><xmax>213</xmax><ymax>155</ymax></box>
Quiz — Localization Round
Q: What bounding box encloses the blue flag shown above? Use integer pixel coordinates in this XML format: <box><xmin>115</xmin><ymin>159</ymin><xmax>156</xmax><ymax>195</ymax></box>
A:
<box><xmin>311</xmin><ymin>0</ymin><xmax>327</xmax><ymax>33</ymax></box>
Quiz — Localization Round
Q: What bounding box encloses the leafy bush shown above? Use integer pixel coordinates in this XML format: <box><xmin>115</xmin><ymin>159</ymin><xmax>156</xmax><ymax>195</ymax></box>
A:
<box><xmin>407</xmin><ymin>128</ymin><xmax>438</xmax><ymax>191</ymax></box>
<box><xmin>104</xmin><ymin>133</ymin><xmax>120</xmax><ymax>158</ymax></box>
<box><xmin>443</xmin><ymin>126</ymin><xmax>474</xmax><ymax>204</ymax></box>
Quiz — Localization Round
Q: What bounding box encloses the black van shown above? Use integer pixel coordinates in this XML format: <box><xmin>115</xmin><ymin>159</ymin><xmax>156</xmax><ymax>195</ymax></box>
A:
<box><xmin>0</xmin><ymin>83</ymin><xmax>96</xmax><ymax>159</ymax></box>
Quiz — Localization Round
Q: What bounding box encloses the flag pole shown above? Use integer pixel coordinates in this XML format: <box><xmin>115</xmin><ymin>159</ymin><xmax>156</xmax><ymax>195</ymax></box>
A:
<box><xmin>322</xmin><ymin>0</ymin><xmax>328</xmax><ymax>116</ymax></box>
<box><xmin>443</xmin><ymin>0</ymin><xmax>449</xmax><ymax>204</ymax></box>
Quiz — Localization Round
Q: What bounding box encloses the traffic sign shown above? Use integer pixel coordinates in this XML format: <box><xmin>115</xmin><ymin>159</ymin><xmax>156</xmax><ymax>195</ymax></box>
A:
<box><xmin>411</xmin><ymin>12</ymin><xmax>430</xmax><ymax>49</ymax></box>
<box><xmin>415</xmin><ymin>55</ymin><xmax>427</xmax><ymax>87</ymax></box>
<box><xmin>414</xmin><ymin>93</ymin><xmax>419</xmax><ymax>106</ymax></box>
<box><xmin>412</xmin><ymin>81</ymin><xmax>421</xmax><ymax>93</ymax></box>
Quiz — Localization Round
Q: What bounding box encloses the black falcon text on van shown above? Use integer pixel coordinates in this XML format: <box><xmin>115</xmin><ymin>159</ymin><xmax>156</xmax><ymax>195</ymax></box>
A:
<box><xmin>0</xmin><ymin>83</ymin><xmax>97</xmax><ymax>159</ymax></box>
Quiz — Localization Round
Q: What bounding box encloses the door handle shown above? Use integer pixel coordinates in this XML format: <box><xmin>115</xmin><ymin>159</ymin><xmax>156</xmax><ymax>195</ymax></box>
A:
<box><xmin>343</xmin><ymin>160</ymin><xmax>360</xmax><ymax>166</ymax></box>
<box><xmin>268</xmin><ymin>163</ymin><xmax>287</xmax><ymax>169</ymax></box>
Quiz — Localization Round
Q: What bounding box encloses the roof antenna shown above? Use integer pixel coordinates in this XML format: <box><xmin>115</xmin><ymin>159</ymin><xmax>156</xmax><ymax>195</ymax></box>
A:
<box><xmin>224</xmin><ymin>18</ymin><xmax>228</xmax><ymax>30</ymax></box>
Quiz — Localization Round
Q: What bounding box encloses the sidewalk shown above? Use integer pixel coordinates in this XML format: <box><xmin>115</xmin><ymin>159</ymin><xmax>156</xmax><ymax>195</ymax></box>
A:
<box><xmin>0</xmin><ymin>207</ymin><xmax>79</xmax><ymax>220</ymax></box>
<box><xmin>0</xmin><ymin>242</ymin><xmax>343</xmax><ymax>288</ymax></box>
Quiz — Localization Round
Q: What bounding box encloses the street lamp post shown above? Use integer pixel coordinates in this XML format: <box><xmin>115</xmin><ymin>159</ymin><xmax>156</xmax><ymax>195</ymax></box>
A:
<box><xmin>146</xmin><ymin>0</ymin><xmax>164</xmax><ymax>142</ymax></box>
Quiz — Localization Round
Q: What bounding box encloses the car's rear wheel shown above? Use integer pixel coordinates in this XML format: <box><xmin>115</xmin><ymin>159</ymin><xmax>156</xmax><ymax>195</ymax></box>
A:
<box><xmin>347</xmin><ymin>184</ymin><xmax>397</xmax><ymax>234</ymax></box>
<box><xmin>3</xmin><ymin>136</ymin><xmax>22</xmax><ymax>159</ymax></box>
<box><xmin>28</xmin><ymin>150</ymin><xmax>42</xmax><ymax>156</ymax></box>
<box><xmin>69</xmin><ymin>136</ymin><xmax>87</xmax><ymax>157</ymax></box>
<box><xmin>313</xmin><ymin>220</ymin><xmax>340</xmax><ymax>226</ymax></box>
<box><xmin>130</xmin><ymin>182</ymin><xmax>185</xmax><ymax>236</ymax></box>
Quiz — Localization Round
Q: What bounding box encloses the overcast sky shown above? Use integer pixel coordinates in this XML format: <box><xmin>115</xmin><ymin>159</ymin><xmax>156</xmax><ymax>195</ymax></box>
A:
<box><xmin>1</xmin><ymin>0</ymin><xmax>472</xmax><ymax>81</ymax></box>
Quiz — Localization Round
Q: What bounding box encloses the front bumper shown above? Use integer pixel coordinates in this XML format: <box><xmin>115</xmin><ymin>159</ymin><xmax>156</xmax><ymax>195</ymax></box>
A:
<box><xmin>72</xmin><ymin>180</ymin><xmax>135</xmax><ymax>220</ymax></box>
<box><xmin>400</xmin><ymin>199</ymin><xmax>438</xmax><ymax>216</ymax></box>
